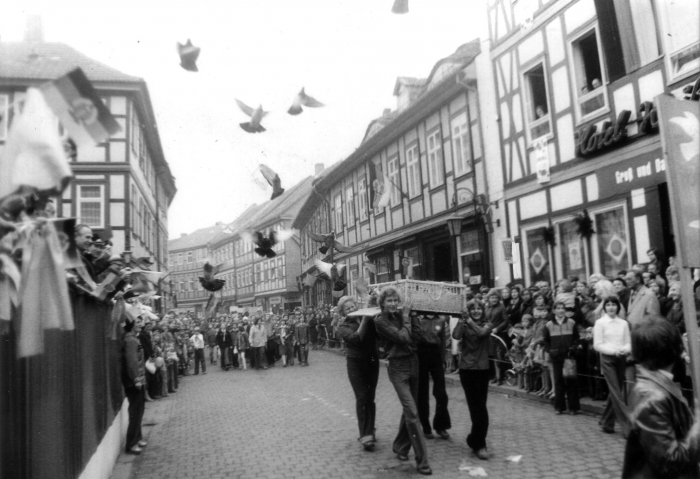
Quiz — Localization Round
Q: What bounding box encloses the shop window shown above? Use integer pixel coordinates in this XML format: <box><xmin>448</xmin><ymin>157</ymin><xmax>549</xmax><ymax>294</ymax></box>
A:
<box><xmin>523</xmin><ymin>226</ymin><xmax>553</xmax><ymax>286</ymax></box>
<box><xmin>77</xmin><ymin>185</ymin><xmax>104</xmax><ymax>228</ymax></box>
<box><xmin>358</xmin><ymin>178</ymin><xmax>368</xmax><ymax>221</ymax></box>
<box><xmin>334</xmin><ymin>194</ymin><xmax>343</xmax><ymax>231</ymax></box>
<box><xmin>524</xmin><ymin>63</ymin><xmax>551</xmax><ymax>142</ymax></box>
<box><xmin>377</xmin><ymin>256</ymin><xmax>391</xmax><ymax>283</ymax></box>
<box><xmin>556</xmin><ymin>219</ymin><xmax>588</xmax><ymax>281</ymax></box>
<box><xmin>592</xmin><ymin>205</ymin><xmax>630</xmax><ymax>278</ymax></box>
<box><xmin>404</xmin><ymin>246</ymin><xmax>422</xmax><ymax>279</ymax></box>
<box><xmin>459</xmin><ymin>230</ymin><xmax>482</xmax><ymax>286</ymax></box>
<box><xmin>406</xmin><ymin>145</ymin><xmax>421</xmax><ymax>198</ymax></box>
<box><xmin>426</xmin><ymin>130</ymin><xmax>444</xmax><ymax>189</ymax></box>
<box><xmin>570</xmin><ymin>27</ymin><xmax>608</xmax><ymax>120</ymax></box>
<box><xmin>451</xmin><ymin>114</ymin><xmax>472</xmax><ymax>176</ymax></box>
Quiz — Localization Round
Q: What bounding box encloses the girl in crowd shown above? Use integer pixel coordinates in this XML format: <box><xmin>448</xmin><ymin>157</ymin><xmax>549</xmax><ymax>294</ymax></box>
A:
<box><xmin>593</xmin><ymin>296</ymin><xmax>631</xmax><ymax>437</ymax></box>
<box><xmin>249</xmin><ymin>318</ymin><xmax>268</xmax><ymax>370</ymax></box>
<box><xmin>374</xmin><ymin>286</ymin><xmax>432</xmax><ymax>476</ymax></box>
<box><xmin>452</xmin><ymin>300</ymin><xmax>493</xmax><ymax>460</ymax></box>
<box><xmin>336</xmin><ymin>295</ymin><xmax>380</xmax><ymax>451</ymax></box>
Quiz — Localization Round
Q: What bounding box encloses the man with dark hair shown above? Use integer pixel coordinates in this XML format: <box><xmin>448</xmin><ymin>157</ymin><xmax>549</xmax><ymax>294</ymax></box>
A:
<box><xmin>622</xmin><ymin>319</ymin><xmax>700</xmax><ymax>478</ymax></box>
<box><xmin>612</xmin><ymin>277</ymin><xmax>630</xmax><ymax>311</ymax></box>
<box><xmin>122</xmin><ymin>319</ymin><xmax>147</xmax><ymax>455</ymax></box>
<box><xmin>625</xmin><ymin>271</ymin><xmax>660</xmax><ymax>327</ymax></box>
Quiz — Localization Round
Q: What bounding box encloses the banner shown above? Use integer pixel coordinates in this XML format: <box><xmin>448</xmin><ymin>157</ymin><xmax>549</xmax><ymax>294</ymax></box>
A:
<box><xmin>656</xmin><ymin>94</ymin><xmax>700</xmax><ymax>268</ymax></box>
<box><xmin>502</xmin><ymin>238</ymin><xmax>514</xmax><ymax>264</ymax></box>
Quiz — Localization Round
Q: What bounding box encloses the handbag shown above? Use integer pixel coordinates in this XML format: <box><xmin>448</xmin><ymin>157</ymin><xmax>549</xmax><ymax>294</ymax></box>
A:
<box><xmin>145</xmin><ymin>358</ymin><xmax>156</xmax><ymax>374</ymax></box>
<box><xmin>563</xmin><ymin>358</ymin><xmax>577</xmax><ymax>378</ymax></box>
<box><xmin>234</xmin><ymin>346</ymin><xmax>238</xmax><ymax>354</ymax></box>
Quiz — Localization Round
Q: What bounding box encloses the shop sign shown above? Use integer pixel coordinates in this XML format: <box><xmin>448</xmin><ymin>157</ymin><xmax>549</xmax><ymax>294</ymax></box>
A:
<box><xmin>596</xmin><ymin>148</ymin><xmax>665</xmax><ymax>199</ymax></box>
<box><xmin>269</xmin><ymin>297</ymin><xmax>282</xmax><ymax>305</ymax></box>
<box><xmin>576</xmin><ymin>101</ymin><xmax>658</xmax><ymax>158</ymax></box>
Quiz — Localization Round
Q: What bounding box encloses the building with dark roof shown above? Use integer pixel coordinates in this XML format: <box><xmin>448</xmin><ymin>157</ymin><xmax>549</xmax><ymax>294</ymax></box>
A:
<box><xmin>0</xmin><ymin>35</ymin><xmax>177</xmax><ymax>308</ymax></box>
<box><xmin>293</xmin><ymin>38</ymin><xmax>510</xmax><ymax>306</ymax></box>
<box><xmin>168</xmin><ymin>175</ymin><xmax>314</xmax><ymax>316</ymax></box>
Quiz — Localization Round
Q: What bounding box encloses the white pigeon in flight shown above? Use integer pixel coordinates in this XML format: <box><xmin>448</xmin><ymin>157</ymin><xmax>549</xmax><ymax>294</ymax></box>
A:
<box><xmin>235</xmin><ymin>99</ymin><xmax>268</xmax><ymax>133</ymax></box>
<box><xmin>287</xmin><ymin>87</ymin><xmax>325</xmax><ymax>115</ymax></box>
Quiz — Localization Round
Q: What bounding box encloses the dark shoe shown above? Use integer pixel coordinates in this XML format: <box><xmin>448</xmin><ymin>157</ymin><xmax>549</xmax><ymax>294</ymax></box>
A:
<box><xmin>127</xmin><ymin>446</ymin><xmax>142</xmax><ymax>455</ymax></box>
<box><xmin>417</xmin><ymin>466</ymin><xmax>432</xmax><ymax>475</ymax></box>
<box><xmin>396</xmin><ymin>453</ymin><xmax>409</xmax><ymax>461</ymax></box>
<box><xmin>153</xmin><ymin>395</ymin><xmax>161</xmax><ymax>399</ymax></box>
<box><xmin>202</xmin><ymin>372</ymin><xmax>207</xmax><ymax>375</ymax></box>
<box><xmin>362</xmin><ymin>442</ymin><xmax>375</xmax><ymax>451</ymax></box>
<box><xmin>436</xmin><ymin>430</ymin><xmax>450</xmax><ymax>440</ymax></box>
<box><xmin>424</xmin><ymin>432</ymin><xmax>435</xmax><ymax>439</ymax></box>
<box><xmin>475</xmin><ymin>448</ymin><xmax>489</xmax><ymax>460</ymax></box>
<box><xmin>601</xmin><ymin>426</ymin><xmax>615</xmax><ymax>434</ymax></box>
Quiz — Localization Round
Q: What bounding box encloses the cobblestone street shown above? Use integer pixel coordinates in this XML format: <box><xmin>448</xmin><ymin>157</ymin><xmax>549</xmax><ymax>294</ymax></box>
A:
<box><xmin>116</xmin><ymin>350</ymin><xmax>625</xmax><ymax>479</ymax></box>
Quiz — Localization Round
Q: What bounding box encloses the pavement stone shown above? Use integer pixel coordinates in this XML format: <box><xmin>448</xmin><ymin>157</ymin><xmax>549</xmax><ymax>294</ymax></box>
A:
<box><xmin>112</xmin><ymin>349</ymin><xmax>626</xmax><ymax>479</ymax></box>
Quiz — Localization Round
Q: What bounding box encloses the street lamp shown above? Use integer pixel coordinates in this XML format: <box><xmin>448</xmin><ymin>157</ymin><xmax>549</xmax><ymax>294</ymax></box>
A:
<box><xmin>445</xmin><ymin>213</ymin><xmax>463</xmax><ymax>282</ymax></box>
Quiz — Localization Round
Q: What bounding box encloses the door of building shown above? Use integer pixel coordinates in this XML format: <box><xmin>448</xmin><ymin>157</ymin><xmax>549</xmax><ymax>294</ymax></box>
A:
<box><xmin>427</xmin><ymin>241</ymin><xmax>453</xmax><ymax>282</ymax></box>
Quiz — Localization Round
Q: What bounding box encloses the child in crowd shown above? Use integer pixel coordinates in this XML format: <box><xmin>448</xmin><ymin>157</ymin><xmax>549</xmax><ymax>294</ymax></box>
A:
<box><xmin>544</xmin><ymin>302</ymin><xmax>581</xmax><ymax>415</ymax></box>
<box><xmin>528</xmin><ymin>306</ymin><xmax>552</xmax><ymax>397</ymax></box>
<box><xmin>519</xmin><ymin>314</ymin><xmax>534</xmax><ymax>390</ymax></box>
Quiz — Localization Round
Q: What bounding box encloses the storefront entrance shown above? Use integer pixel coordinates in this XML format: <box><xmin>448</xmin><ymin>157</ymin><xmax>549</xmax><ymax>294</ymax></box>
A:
<box><xmin>427</xmin><ymin>241</ymin><xmax>453</xmax><ymax>282</ymax></box>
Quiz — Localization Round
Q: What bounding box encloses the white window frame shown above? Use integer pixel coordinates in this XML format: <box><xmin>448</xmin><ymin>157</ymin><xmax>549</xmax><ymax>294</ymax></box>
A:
<box><xmin>405</xmin><ymin>145</ymin><xmax>421</xmax><ymax>198</ymax></box>
<box><xmin>588</xmin><ymin>201</ymin><xmax>632</xmax><ymax>276</ymax></box>
<box><xmin>568</xmin><ymin>24</ymin><xmax>609</xmax><ymax>124</ymax></box>
<box><xmin>76</xmin><ymin>184</ymin><xmax>105</xmax><ymax>229</ymax></box>
<box><xmin>358</xmin><ymin>178</ymin><xmax>368</xmax><ymax>221</ymax></box>
<box><xmin>657</xmin><ymin>0</ymin><xmax>700</xmax><ymax>83</ymax></box>
<box><xmin>451</xmin><ymin>114</ymin><xmax>472</xmax><ymax>176</ymax></box>
<box><xmin>522</xmin><ymin>61</ymin><xmax>553</xmax><ymax>145</ymax></box>
<box><xmin>345</xmin><ymin>185</ymin><xmax>355</xmax><ymax>225</ymax></box>
<box><xmin>387</xmin><ymin>157</ymin><xmax>400</xmax><ymax>206</ymax></box>
<box><xmin>426</xmin><ymin>130</ymin><xmax>444</xmax><ymax>189</ymax></box>
<box><xmin>520</xmin><ymin>221</ymin><xmax>555</xmax><ymax>287</ymax></box>
<box><xmin>334</xmin><ymin>193</ymin><xmax>343</xmax><ymax>231</ymax></box>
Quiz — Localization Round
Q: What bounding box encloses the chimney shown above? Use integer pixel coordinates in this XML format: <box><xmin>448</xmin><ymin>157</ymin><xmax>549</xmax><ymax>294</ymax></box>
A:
<box><xmin>383</xmin><ymin>108</ymin><xmax>391</xmax><ymax>116</ymax></box>
<box><xmin>180</xmin><ymin>233</ymin><xmax>188</xmax><ymax>238</ymax></box>
<box><xmin>215</xmin><ymin>222</ymin><xmax>223</xmax><ymax>226</ymax></box>
<box><xmin>314</xmin><ymin>163</ymin><xmax>324</xmax><ymax>176</ymax></box>
<box><xmin>24</xmin><ymin>15</ymin><xmax>44</xmax><ymax>43</ymax></box>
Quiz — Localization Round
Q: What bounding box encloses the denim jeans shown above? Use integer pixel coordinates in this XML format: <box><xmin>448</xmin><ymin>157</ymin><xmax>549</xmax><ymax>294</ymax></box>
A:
<box><xmin>124</xmin><ymin>385</ymin><xmax>144</xmax><ymax>451</ymax></box>
<box><xmin>459</xmin><ymin>368</ymin><xmax>490</xmax><ymax>451</ymax></box>
<box><xmin>220</xmin><ymin>346</ymin><xmax>229</xmax><ymax>369</ymax></box>
<box><xmin>194</xmin><ymin>348</ymin><xmax>206</xmax><ymax>374</ymax></box>
<box><xmin>347</xmin><ymin>356</ymin><xmax>379</xmax><ymax>441</ymax></box>
<box><xmin>600</xmin><ymin>354</ymin><xmax>630</xmax><ymax>435</ymax></box>
<box><xmin>387</xmin><ymin>356</ymin><xmax>429</xmax><ymax>469</ymax></box>
<box><xmin>417</xmin><ymin>348</ymin><xmax>451</xmax><ymax>435</ymax></box>
<box><xmin>551</xmin><ymin>359</ymin><xmax>580</xmax><ymax>412</ymax></box>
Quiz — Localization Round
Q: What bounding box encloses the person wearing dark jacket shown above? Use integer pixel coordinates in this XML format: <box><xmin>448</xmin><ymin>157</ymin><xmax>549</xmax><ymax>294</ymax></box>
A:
<box><xmin>415</xmin><ymin>312</ymin><xmax>451</xmax><ymax>440</ymax></box>
<box><xmin>622</xmin><ymin>319</ymin><xmax>700</xmax><ymax>479</ymax></box>
<box><xmin>543</xmin><ymin>301</ymin><xmax>581</xmax><ymax>414</ymax></box>
<box><xmin>122</xmin><ymin>319</ymin><xmax>147</xmax><ymax>455</ymax></box>
<box><xmin>137</xmin><ymin>321</ymin><xmax>158</xmax><ymax>400</ymax></box>
<box><xmin>452</xmin><ymin>299</ymin><xmax>493</xmax><ymax>461</ymax></box>
<box><xmin>484</xmin><ymin>288</ymin><xmax>508</xmax><ymax>385</ymax></box>
<box><xmin>337</xmin><ymin>296</ymin><xmax>379</xmax><ymax>451</ymax></box>
<box><xmin>374</xmin><ymin>287</ymin><xmax>432</xmax><ymax>476</ymax></box>
<box><xmin>216</xmin><ymin>326</ymin><xmax>231</xmax><ymax>370</ymax></box>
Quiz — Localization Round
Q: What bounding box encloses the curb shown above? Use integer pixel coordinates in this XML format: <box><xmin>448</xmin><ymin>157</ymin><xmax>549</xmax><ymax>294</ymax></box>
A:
<box><xmin>325</xmin><ymin>347</ymin><xmax>605</xmax><ymax>416</ymax></box>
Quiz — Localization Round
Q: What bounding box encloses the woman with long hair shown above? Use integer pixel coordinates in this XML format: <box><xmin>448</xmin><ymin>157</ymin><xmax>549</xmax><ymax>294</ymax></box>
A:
<box><xmin>374</xmin><ymin>286</ymin><xmax>431</xmax><ymax>475</ymax></box>
<box><xmin>337</xmin><ymin>295</ymin><xmax>380</xmax><ymax>451</ymax></box>
<box><xmin>593</xmin><ymin>296</ymin><xmax>631</xmax><ymax>437</ymax></box>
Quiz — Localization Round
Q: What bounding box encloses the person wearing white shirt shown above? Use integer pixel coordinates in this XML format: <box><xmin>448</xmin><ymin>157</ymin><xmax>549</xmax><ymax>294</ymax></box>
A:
<box><xmin>594</xmin><ymin>296</ymin><xmax>631</xmax><ymax>436</ymax></box>
<box><xmin>190</xmin><ymin>329</ymin><xmax>207</xmax><ymax>375</ymax></box>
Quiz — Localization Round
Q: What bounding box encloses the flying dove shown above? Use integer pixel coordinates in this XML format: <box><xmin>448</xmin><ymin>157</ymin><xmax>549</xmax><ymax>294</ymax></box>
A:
<box><xmin>308</xmin><ymin>231</ymin><xmax>351</xmax><ymax>255</ymax></box>
<box><xmin>199</xmin><ymin>262</ymin><xmax>225</xmax><ymax>292</ymax></box>
<box><xmin>288</xmin><ymin>87</ymin><xmax>325</xmax><ymax>115</ymax></box>
<box><xmin>235</xmin><ymin>99</ymin><xmax>268</xmax><ymax>133</ymax></box>
<box><xmin>177</xmin><ymin>39</ymin><xmax>201</xmax><ymax>72</ymax></box>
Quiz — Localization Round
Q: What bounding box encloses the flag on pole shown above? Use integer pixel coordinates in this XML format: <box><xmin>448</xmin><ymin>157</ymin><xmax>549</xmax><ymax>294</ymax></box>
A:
<box><xmin>0</xmin><ymin>88</ymin><xmax>72</xmax><ymax>199</ymax></box>
<box><xmin>656</xmin><ymin>94</ymin><xmax>700</xmax><ymax>268</ymax></box>
<box><xmin>40</xmin><ymin>67</ymin><xmax>121</xmax><ymax>147</ymax></box>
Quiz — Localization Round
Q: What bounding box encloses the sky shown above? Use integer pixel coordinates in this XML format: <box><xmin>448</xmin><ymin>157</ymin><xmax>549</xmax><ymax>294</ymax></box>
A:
<box><xmin>1</xmin><ymin>0</ymin><xmax>489</xmax><ymax>239</ymax></box>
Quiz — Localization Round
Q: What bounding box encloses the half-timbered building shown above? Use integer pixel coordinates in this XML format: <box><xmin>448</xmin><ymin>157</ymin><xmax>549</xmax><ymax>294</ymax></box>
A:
<box><xmin>293</xmin><ymin>38</ymin><xmax>508</xmax><ymax>306</ymax></box>
<box><xmin>487</xmin><ymin>0</ymin><xmax>700</xmax><ymax>284</ymax></box>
